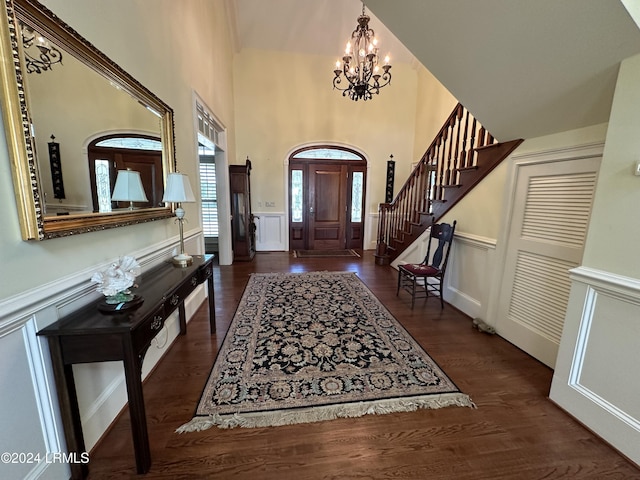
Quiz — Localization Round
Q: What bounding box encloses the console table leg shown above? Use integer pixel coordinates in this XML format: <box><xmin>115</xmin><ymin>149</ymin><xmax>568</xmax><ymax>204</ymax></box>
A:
<box><xmin>47</xmin><ymin>338</ymin><xmax>89</xmax><ymax>480</ymax></box>
<box><xmin>122</xmin><ymin>338</ymin><xmax>151</xmax><ymax>474</ymax></box>
<box><xmin>207</xmin><ymin>275</ymin><xmax>216</xmax><ymax>333</ymax></box>
<box><xmin>178</xmin><ymin>302</ymin><xmax>187</xmax><ymax>335</ymax></box>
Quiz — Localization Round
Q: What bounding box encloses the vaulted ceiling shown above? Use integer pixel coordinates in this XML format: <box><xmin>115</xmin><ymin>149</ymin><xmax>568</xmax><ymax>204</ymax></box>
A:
<box><xmin>232</xmin><ymin>0</ymin><xmax>640</xmax><ymax>141</ymax></box>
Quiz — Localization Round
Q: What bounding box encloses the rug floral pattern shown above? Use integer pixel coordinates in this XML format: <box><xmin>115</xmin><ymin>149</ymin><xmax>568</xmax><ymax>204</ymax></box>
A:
<box><xmin>179</xmin><ymin>272</ymin><xmax>473</xmax><ymax>431</ymax></box>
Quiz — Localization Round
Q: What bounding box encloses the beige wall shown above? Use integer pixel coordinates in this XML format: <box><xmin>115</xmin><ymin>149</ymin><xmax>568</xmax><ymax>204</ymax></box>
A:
<box><xmin>0</xmin><ymin>0</ymin><xmax>236</xmax><ymax>299</ymax></box>
<box><xmin>583</xmin><ymin>53</ymin><xmax>640</xmax><ymax>278</ymax></box>
<box><xmin>27</xmin><ymin>50</ymin><xmax>161</xmax><ymax>209</ymax></box>
<box><xmin>233</xmin><ymin>49</ymin><xmax>452</xmax><ymax>217</ymax></box>
<box><xmin>412</xmin><ymin>65</ymin><xmax>458</xmax><ymax>161</ymax></box>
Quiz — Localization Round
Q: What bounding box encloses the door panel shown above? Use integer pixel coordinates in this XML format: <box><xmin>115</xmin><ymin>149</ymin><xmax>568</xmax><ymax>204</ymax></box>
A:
<box><xmin>309</xmin><ymin>165</ymin><xmax>346</xmax><ymax>250</ymax></box>
<box><xmin>288</xmin><ymin>152</ymin><xmax>366</xmax><ymax>251</ymax></box>
<box><xmin>496</xmin><ymin>157</ymin><xmax>600</xmax><ymax>368</ymax></box>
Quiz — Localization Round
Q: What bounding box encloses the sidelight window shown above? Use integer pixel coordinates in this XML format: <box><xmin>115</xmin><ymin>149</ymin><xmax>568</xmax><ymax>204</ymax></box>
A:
<box><xmin>291</xmin><ymin>170</ymin><xmax>303</xmax><ymax>222</ymax></box>
<box><xmin>351</xmin><ymin>171</ymin><xmax>363</xmax><ymax>222</ymax></box>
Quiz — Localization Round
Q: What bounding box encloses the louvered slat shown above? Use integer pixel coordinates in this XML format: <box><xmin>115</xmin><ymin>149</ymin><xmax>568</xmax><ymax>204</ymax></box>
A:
<box><xmin>521</xmin><ymin>173</ymin><xmax>597</xmax><ymax>247</ymax></box>
<box><xmin>200</xmin><ymin>162</ymin><xmax>219</xmax><ymax>237</ymax></box>
<box><xmin>508</xmin><ymin>251</ymin><xmax>576</xmax><ymax>344</ymax></box>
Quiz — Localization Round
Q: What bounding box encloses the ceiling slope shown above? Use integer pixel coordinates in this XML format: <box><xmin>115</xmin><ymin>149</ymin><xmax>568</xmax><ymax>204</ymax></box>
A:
<box><xmin>364</xmin><ymin>0</ymin><xmax>640</xmax><ymax>140</ymax></box>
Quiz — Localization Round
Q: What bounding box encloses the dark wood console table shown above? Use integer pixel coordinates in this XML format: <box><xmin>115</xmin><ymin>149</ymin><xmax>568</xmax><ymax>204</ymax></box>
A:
<box><xmin>37</xmin><ymin>254</ymin><xmax>215</xmax><ymax>479</ymax></box>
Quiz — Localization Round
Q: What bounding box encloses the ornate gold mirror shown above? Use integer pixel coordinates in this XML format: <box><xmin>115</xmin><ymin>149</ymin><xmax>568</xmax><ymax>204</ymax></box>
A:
<box><xmin>0</xmin><ymin>0</ymin><xmax>175</xmax><ymax>240</ymax></box>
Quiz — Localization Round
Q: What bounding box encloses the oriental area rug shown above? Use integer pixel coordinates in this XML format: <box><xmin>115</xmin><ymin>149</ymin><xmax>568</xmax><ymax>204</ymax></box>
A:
<box><xmin>177</xmin><ymin>271</ymin><xmax>474</xmax><ymax>432</ymax></box>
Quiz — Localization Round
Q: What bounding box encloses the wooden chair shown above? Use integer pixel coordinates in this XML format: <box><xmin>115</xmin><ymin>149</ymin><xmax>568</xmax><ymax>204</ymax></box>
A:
<box><xmin>396</xmin><ymin>220</ymin><xmax>457</xmax><ymax>309</ymax></box>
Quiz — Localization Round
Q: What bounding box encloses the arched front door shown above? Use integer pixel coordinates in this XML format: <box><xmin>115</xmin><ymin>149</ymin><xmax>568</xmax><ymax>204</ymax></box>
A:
<box><xmin>289</xmin><ymin>146</ymin><xmax>366</xmax><ymax>251</ymax></box>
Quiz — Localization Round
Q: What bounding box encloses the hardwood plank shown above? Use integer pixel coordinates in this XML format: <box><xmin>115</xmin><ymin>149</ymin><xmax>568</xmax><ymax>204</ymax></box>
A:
<box><xmin>86</xmin><ymin>251</ymin><xmax>640</xmax><ymax>479</ymax></box>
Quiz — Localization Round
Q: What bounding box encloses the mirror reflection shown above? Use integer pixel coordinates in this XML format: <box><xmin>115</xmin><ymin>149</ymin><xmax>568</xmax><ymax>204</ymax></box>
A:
<box><xmin>0</xmin><ymin>0</ymin><xmax>176</xmax><ymax>239</ymax></box>
<box><xmin>23</xmin><ymin>31</ymin><xmax>163</xmax><ymax>217</ymax></box>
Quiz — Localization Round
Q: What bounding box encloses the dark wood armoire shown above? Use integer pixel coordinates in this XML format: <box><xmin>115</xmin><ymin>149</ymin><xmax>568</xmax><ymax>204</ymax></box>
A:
<box><xmin>229</xmin><ymin>157</ymin><xmax>256</xmax><ymax>262</ymax></box>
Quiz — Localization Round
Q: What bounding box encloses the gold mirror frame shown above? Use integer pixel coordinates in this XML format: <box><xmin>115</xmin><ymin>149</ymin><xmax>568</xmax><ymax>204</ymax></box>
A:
<box><xmin>0</xmin><ymin>0</ymin><xmax>175</xmax><ymax>240</ymax></box>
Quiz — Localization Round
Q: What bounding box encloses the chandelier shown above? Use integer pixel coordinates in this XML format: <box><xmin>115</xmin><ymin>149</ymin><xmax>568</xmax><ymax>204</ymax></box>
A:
<box><xmin>19</xmin><ymin>22</ymin><xmax>63</xmax><ymax>74</ymax></box>
<box><xmin>332</xmin><ymin>4</ymin><xmax>392</xmax><ymax>101</ymax></box>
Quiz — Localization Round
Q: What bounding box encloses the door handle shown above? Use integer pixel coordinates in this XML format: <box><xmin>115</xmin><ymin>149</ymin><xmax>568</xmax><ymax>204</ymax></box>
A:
<box><xmin>309</xmin><ymin>206</ymin><xmax>314</xmax><ymax>215</ymax></box>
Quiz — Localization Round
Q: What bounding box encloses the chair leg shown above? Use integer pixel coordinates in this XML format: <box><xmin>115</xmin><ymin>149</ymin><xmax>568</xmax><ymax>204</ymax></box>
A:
<box><xmin>439</xmin><ymin>278</ymin><xmax>444</xmax><ymax>309</ymax></box>
<box><xmin>396</xmin><ymin>269</ymin><xmax>402</xmax><ymax>296</ymax></box>
<box><xmin>411</xmin><ymin>277</ymin><xmax>416</xmax><ymax>309</ymax></box>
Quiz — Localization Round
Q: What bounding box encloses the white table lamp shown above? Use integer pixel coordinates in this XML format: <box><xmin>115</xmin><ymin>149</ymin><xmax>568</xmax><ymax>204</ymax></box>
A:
<box><xmin>111</xmin><ymin>169</ymin><xmax>148</xmax><ymax>210</ymax></box>
<box><xmin>162</xmin><ymin>172</ymin><xmax>196</xmax><ymax>266</ymax></box>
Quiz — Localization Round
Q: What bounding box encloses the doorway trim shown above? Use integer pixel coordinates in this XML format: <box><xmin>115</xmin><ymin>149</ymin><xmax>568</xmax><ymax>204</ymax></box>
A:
<box><xmin>191</xmin><ymin>92</ymin><xmax>232</xmax><ymax>264</ymax></box>
<box><xmin>283</xmin><ymin>142</ymin><xmax>371</xmax><ymax>251</ymax></box>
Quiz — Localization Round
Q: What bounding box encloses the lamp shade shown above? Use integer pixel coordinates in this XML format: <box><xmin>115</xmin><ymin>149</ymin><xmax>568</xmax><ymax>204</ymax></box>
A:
<box><xmin>111</xmin><ymin>170</ymin><xmax>148</xmax><ymax>202</ymax></box>
<box><xmin>162</xmin><ymin>172</ymin><xmax>195</xmax><ymax>203</ymax></box>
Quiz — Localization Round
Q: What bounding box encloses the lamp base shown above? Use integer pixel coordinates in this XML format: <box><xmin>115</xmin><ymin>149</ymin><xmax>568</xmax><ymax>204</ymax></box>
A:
<box><xmin>172</xmin><ymin>253</ymin><xmax>193</xmax><ymax>267</ymax></box>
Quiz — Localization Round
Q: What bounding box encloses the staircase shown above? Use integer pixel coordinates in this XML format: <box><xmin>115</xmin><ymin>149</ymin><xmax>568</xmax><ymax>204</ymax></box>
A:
<box><xmin>375</xmin><ymin>103</ymin><xmax>522</xmax><ymax>265</ymax></box>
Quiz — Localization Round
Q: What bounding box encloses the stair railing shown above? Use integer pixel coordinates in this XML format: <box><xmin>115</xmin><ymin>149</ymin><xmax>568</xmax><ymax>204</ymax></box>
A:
<box><xmin>376</xmin><ymin>103</ymin><xmax>495</xmax><ymax>258</ymax></box>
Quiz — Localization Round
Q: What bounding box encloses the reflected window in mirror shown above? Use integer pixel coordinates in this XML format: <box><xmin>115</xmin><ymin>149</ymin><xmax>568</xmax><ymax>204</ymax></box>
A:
<box><xmin>88</xmin><ymin>134</ymin><xmax>163</xmax><ymax>213</ymax></box>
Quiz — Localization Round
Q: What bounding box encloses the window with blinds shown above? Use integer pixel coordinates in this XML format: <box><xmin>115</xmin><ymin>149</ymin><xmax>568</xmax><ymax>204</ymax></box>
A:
<box><xmin>200</xmin><ymin>161</ymin><xmax>218</xmax><ymax>237</ymax></box>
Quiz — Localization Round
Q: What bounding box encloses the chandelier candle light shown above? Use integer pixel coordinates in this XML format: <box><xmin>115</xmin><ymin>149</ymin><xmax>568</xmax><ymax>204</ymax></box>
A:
<box><xmin>163</xmin><ymin>172</ymin><xmax>196</xmax><ymax>267</ymax></box>
<box><xmin>333</xmin><ymin>3</ymin><xmax>392</xmax><ymax>101</ymax></box>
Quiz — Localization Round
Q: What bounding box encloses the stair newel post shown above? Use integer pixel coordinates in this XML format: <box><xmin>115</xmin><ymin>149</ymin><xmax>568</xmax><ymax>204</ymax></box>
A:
<box><xmin>376</xmin><ymin>202</ymin><xmax>389</xmax><ymax>257</ymax></box>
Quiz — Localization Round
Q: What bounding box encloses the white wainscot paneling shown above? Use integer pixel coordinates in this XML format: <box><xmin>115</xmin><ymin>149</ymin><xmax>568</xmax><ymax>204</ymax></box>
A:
<box><xmin>0</xmin><ymin>320</ymin><xmax>67</xmax><ymax>479</ymax></box>
<box><xmin>254</xmin><ymin>211</ymin><xmax>286</xmax><ymax>251</ymax></box>
<box><xmin>0</xmin><ymin>232</ymin><xmax>207</xmax><ymax>477</ymax></box>
<box><xmin>365</xmin><ymin>212</ymin><xmax>379</xmax><ymax>250</ymax></box>
<box><xmin>550</xmin><ymin>267</ymin><xmax>640</xmax><ymax>466</ymax></box>
<box><xmin>392</xmin><ymin>231</ymin><xmax>496</xmax><ymax>320</ymax></box>
<box><xmin>446</xmin><ymin>233</ymin><xmax>496</xmax><ymax>320</ymax></box>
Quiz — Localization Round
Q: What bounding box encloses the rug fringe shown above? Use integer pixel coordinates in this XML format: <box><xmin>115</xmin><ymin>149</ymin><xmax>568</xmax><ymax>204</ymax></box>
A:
<box><xmin>176</xmin><ymin>392</ymin><xmax>475</xmax><ymax>433</ymax></box>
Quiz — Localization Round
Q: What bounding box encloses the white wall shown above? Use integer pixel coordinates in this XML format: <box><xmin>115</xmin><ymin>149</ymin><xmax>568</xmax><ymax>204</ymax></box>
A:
<box><xmin>550</xmin><ymin>53</ymin><xmax>640</xmax><ymax>466</ymax></box>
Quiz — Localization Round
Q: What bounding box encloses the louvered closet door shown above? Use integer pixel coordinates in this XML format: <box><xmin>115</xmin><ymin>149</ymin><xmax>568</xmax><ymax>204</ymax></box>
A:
<box><xmin>496</xmin><ymin>157</ymin><xmax>600</xmax><ymax>368</ymax></box>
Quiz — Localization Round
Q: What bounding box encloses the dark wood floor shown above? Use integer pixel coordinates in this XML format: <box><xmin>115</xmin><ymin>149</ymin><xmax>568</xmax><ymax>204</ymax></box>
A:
<box><xmin>87</xmin><ymin>251</ymin><xmax>640</xmax><ymax>479</ymax></box>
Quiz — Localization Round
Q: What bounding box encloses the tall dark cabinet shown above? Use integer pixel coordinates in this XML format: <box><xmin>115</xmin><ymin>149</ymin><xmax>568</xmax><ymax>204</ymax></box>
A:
<box><xmin>229</xmin><ymin>157</ymin><xmax>256</xmax><ymax>262</ymax></box>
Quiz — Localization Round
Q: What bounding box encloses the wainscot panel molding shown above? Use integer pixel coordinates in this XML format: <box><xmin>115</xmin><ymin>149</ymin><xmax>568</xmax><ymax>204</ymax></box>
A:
<box><xmin>550</xmin><ymin>266</ymin><xmax>640</xmax><ymax>466</ymax></box>
<box><xmin>0</xmin><ymin>230</ymin><xmax>207</xmax><ymax>478</ymax></box>
<box><xmin>254</xmin><ymin>211</ymin><xmax>286</xmax><ymax>251</ymax></box>
<box><xmin>366</xmin><ymin>212</ymin><xmax>379</xmax><ymax>251</ymax></box>
<box><xmin>392</xmin><ymin>231</ymin><xmax>496</xmax><ymax>320</ymax></box>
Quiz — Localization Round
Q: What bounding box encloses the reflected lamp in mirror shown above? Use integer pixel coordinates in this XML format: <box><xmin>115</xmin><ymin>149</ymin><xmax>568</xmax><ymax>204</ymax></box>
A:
<box><xmin>162</xmin><ymin>173</ymin><xmax>196</xmax><ymax>267</ymax></box>
<box><xmin>111</xmin><ymin>169</ymin><xmax>148</xmax><ymax>210</ymax></box>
